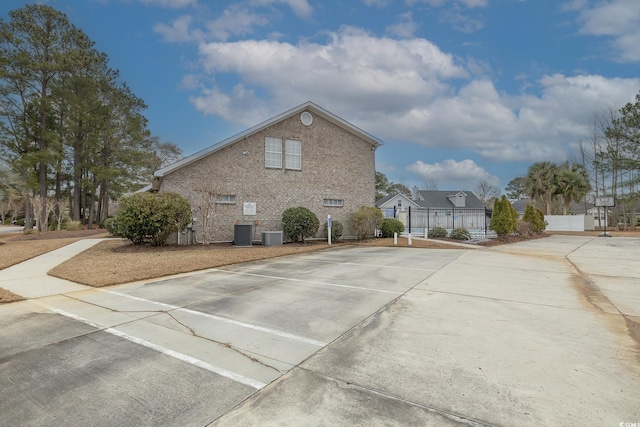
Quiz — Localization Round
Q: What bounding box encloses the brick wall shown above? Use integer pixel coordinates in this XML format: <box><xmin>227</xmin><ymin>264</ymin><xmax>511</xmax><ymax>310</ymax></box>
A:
<box><xmin>160</xmin><ymin>110</ymin><xmax>377</xmax><ymax>242</ymax></box>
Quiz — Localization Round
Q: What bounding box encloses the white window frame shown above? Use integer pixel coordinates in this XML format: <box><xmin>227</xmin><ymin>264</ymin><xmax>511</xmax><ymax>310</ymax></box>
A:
<box><xmin>285</xmin><ymin>139</ymin><xmax>302</xmax><ymax>170</ymax></box>
<box><xmin>215</xmin><ymin>195</ymin><xmax>236</xmax><ymax>204</ymax></box>
<box><xmin>323</xmin><ymin>198</ymin><xmax>344</xmax><ymax>207</ymax></box>
<box><xmin>265</xmin><ymin>137</ymin><xmax>282</xmax><ymax>169</ymax></box>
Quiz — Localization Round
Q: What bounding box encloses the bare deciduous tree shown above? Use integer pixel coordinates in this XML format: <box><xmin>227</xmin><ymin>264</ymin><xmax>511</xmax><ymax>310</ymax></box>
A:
<box><xmin>191</xmin><ymin>182</ymin><xmax>218</xmax><ymax>245</ymax></box>
<box><xmin>474</xmin><ymin>180</ymin><xmax>500</xmax><ymax>206</ymax></box>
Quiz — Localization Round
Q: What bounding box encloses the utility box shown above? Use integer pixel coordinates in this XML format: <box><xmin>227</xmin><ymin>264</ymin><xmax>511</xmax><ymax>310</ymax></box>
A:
<box><xmin>262</xmin><ymin>231</ymin><xmax>283</xmax><ymax>246</ymax></box>
<box><xmin>234</xmin><ymin>224</ymin><xmax>253</xmax><ymax>246</ymax></box>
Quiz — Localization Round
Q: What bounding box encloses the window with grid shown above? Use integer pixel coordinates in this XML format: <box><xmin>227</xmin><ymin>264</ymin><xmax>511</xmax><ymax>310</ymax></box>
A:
<box><xmin>265</xmin><ymin>137</ymin><xmax>282</xmax><ymax>168</ymax></box>
<box><xmin>215</xmin><ymin>195</ymin><xmax>236</xmax><ymax>204</ymax></box>
<box><xmin>285</xmin><ymin>139</ymin><xmax>302</xmax><ymax>170</ymax></box>
<box><xmin>323</xmin><ymin>199</ymin><xmax>344</xmax><ymax>207</ymax></box>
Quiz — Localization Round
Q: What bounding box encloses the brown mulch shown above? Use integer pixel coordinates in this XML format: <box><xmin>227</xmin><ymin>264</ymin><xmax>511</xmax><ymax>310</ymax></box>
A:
<box><xmin>0</xmin><ymin>288</ymin><xmax>25</xmax><ymax>304</ymax></box>
<box><xmin>476</xmin><ymin>233</ymin><xmax>551</xmax><ymax>247</ymax></box>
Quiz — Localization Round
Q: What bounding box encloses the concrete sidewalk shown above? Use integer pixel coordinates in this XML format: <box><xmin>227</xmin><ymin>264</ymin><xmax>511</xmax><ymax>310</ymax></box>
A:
<box><xmin>0</xmin><ymin>239</ymin><xmax>108</xmax><ymax>298</ymax></box>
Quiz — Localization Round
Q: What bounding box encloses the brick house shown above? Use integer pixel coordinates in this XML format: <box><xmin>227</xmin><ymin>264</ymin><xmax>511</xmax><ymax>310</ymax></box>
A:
<box><xmin>148</xmin><ymin>101</ymin><xmax>382</xmax><ymax>243</ymax></box>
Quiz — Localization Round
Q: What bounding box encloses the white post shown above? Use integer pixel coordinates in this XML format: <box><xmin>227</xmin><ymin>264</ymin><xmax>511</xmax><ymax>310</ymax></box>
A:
<box><xmin>327</xmin><ymin>214</ymin><xmax>332</xmax><ymax>245</ymax></box>
<box><xmin>408</xmin><ymin>233</ymin><xmax>412</xmax><ymax>245</ymax></box>
<box><xmin>394</xmin><ymin>232</ymin><xmax>397</xmax><ymax>245</ymax></box>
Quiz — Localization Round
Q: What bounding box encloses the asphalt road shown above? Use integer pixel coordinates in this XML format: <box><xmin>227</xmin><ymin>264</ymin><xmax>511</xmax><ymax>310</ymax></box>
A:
<box><xmin>1</xmin><ymin>236</ymin><xmax>638</xmax><ymax>426</ymax></box>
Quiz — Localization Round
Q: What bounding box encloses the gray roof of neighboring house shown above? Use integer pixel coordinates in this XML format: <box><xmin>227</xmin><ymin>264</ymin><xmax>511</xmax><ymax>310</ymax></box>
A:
<box><xmin>375</xmin><ymin>193</ymin><xmax>397</xmax><ymax>207</ymax></box>
<box><xmin>413</xmin><ymin>190</ymin><xmax>486</xmax><ymax>209</ymax></box>
<box><xmin>512</xmin><ymin>198</ymin><xmax>534</xmax><ymax>212</ymax></box>
<box><xmin>376</xmin><ymin>190</ymin><xmax>486</xmax><ymax>209</ymax></box>
<box><xmin>154</xmin><ymin>101</ymin><xmax>383</xmax><ymax>178</ymax></box>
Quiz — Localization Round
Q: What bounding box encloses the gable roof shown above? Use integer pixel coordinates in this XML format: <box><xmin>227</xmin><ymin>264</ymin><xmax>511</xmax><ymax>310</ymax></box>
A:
<box><xmin>414</xmin><ymin>190</ymin><xmax>485</xmax><ymax>209</ymax></box>
<box><xmin>376</xmin><ymin>192</ymin><xmax>420</xmax><ymax>208</ymax></box>
<box><xmin>154</xmin><ymin>101</ymin><xmax>383</xmax><ymax>178</ymax></box>
<box><xmin>512</xmin><ymin>198</ymin><xmax>534</xmax><ymax>212</ymax></box>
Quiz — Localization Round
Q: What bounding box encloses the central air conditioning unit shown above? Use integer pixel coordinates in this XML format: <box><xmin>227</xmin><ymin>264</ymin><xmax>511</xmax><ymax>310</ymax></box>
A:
<box><xmin>234</xmin><ymin>224</ymin><xmax>253</xmax><ymax>246</ymax></box>
<box><xmin>261</xmin><ymin>231</ymin><xmax>283</xmax><ymax>246</ymax></box>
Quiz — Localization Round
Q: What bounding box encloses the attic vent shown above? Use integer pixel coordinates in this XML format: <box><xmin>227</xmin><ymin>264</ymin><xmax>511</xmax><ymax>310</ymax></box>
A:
<box><xmin>300</xmin><ymin>111</ymin><xmax>313</xmax><ymax>126</ymax></box>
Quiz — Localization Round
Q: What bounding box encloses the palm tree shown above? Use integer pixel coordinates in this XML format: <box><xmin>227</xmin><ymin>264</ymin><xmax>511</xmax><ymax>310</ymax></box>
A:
<box><xmin>524</xmin><ymin>161</ymin><xmax>559</xmax><ymax>215</ymax></box>
<box><xmin>555</xmin><ymin>163</ymin><xmax>591</xmax><ymax>215</ymax></box>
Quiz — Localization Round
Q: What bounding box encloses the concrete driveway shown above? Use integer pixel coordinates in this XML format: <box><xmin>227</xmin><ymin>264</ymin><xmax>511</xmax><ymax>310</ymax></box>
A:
<box><xmin>1</xmin><ymin>236</ymin><xmax>638</xmax><ymax>426</ymax></box>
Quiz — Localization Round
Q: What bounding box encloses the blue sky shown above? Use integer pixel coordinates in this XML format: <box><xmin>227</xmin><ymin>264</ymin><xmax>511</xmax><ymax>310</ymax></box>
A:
<box><xmin>2</xmin><ymin>0</ymin><xmax>639</xmax><ymax>192</ymax></box>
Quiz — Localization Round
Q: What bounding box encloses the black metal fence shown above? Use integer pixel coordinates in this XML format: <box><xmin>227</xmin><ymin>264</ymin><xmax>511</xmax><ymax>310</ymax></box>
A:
<box><xmin>382</xmin><ymin>206</ymin><xmax>490</xmax><ymax>235</ymax></box>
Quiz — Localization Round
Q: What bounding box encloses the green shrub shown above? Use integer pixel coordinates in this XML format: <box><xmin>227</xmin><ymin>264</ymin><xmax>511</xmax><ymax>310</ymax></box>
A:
<box><xmin>523</xmin><ymin>204</ymin><xmax>546</xmax><ymax>233</ymax></box>
<box><xmin>380</xmin><ymin>218</ymin><xmax>404</xmax><ymax>237</ymax></box>
<box><xmin>112</xmin><ymin>192</ymin><xmax>192</xmax><ymax>246</ymax></box>
<box><xmin>102</xmin><ymin>217</ymin><xmax>119</xmax><ymax>236</ymax></box>
<box><xmin>322</xmin><ymin>220</ymin><xmax>343</xmax><ymax>241</ymax></box>
<box><xmin>428</xmin><ymin>226</ymin><xmax>447</xmax><ymax>238</ymax></box>
<box><xmin>63</xmin><ymin>220</ymin><xmax>83</xmax><ymax>231</ymax></box>
<box><xmin>449</xmin><ymin>227</ymin><xmax>471</xmax><ymax>240</ymax></box>
<box><xmin>348</xmin><ymin>206</ymin><xmax>383</xmax><ymax>240</ymax></box>
<box><xmin>99</xmin><ymin>217</ymin><xmax>113</xmax><ymax>229</ymax></box>
<box><xmin>282</xmin><ymin>207</ymin><xmax>319</xmax><ymax>243</ymax></box>
<box><xmin>489</xmin><ymin>195</ymin><xmax>518</xmax><ymax>238</ymax></box>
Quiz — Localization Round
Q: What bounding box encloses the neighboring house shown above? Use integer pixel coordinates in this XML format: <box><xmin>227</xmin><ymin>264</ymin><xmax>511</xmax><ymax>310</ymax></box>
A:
<box><xmin>376</xmin><ymin>189</ymin><xmax>489</xmax><ymax>232</ymax></box>
<box><xmin>146</xmin><ymin>101</ymin><xmax>382</xmax><ymax>242</ymax></box>
<box><xmin>512</xmin><ymin>198</ymin><xmax>535</xmax><ymax>217</ymax></box>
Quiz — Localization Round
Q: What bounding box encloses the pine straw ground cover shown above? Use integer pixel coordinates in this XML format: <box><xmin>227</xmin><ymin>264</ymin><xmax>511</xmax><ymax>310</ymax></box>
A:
<box><xmin>48</xmin><ymin>237</ymin><xmax>460</xmax><ymax>287</ymax></box>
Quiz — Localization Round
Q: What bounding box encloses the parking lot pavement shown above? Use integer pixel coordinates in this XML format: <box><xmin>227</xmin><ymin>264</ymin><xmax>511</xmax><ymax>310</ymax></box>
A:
<box><xmin>0</xmin><ymin>246</ymin><xmax>464</xmax><ymax>426</ymax></box>
<box><xmin>2</xmin><ymin>237</ymin><xmax>639</xmax><ymax>426</ymax></box>
<box><xmin>213</xmin><ymin>236</ymin><xmax>640</xmax><ymax>426</ymax></box>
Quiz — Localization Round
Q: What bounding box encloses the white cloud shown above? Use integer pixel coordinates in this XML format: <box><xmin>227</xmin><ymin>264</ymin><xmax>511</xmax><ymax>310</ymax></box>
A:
<box><xmin>386</xmin><ymin>12</ymin><xmax>419</xmax><ymax>38</ymax></box>
<box><xmin>407</xmin><ymin>159</ymin><xmax>498</xmax><ymax>189</ymax></box>
<box><xmin>439</xmin><ymin>9</ymin><xmax>484</xmax><ymax>33</ymax></box>
<box><xmin>250</xmin><ymin>0</ymin><xmax>313</xmax><ymax>18</ymax></box>
<box><xmin>205</xmin><ymin>5</ymin><xmax>269</xmax><ymax>41</ymax></box>
<box><xmin>363</xmin><ymin>0</ymin><xmax>391</xmax><ymax>6</ymax></box>
<box><xmin>572</xmin><ymin>0</ymin><xmax>640</xmax><ymax>62</ymax></box>
<box><xmin>407</xmin><ymin>0</ymin><xmax>488</xmax><ymax>8</ymax></box>
<box><xmin>138</xmin><ymin>0</ymin><xmax>196</xmax><ymax>8</ymax></box>
<box><xmin>360</xmin><ymin>74</ymin><xmax>640</xmax><ymax>162</ymax></box>
<box><xmin>192</xmin><ymin>26</ymin><xmax>467</xmax><ymax>116</ymax></box>
<box><xmin>185</xmin><ymin>27</ymin><xmax>639</xmax><ymax>165</ymax></box>
<box><xmin>154</xmin><ymin>15</ymin><xmax>194</xmax><ymax>42</ymax></box>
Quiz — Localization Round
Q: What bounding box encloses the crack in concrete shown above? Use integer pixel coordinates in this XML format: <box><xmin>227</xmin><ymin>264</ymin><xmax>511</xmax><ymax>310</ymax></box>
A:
<box><xmin>164</xmin><ymin>311</ymin><xmax>283</xmax><ymax>374</ymax></box>
<box><xmin>49</xmin><ymin>293</ymin><xmax>284</xmax><ymax>374</ymax></box>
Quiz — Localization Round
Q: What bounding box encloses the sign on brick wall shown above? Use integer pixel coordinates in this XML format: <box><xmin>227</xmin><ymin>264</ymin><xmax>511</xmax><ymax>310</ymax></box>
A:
<box><xmin>243</xmin><ymin>202</ymin><xmax>257</xmax><ymax>215</ymax></box>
